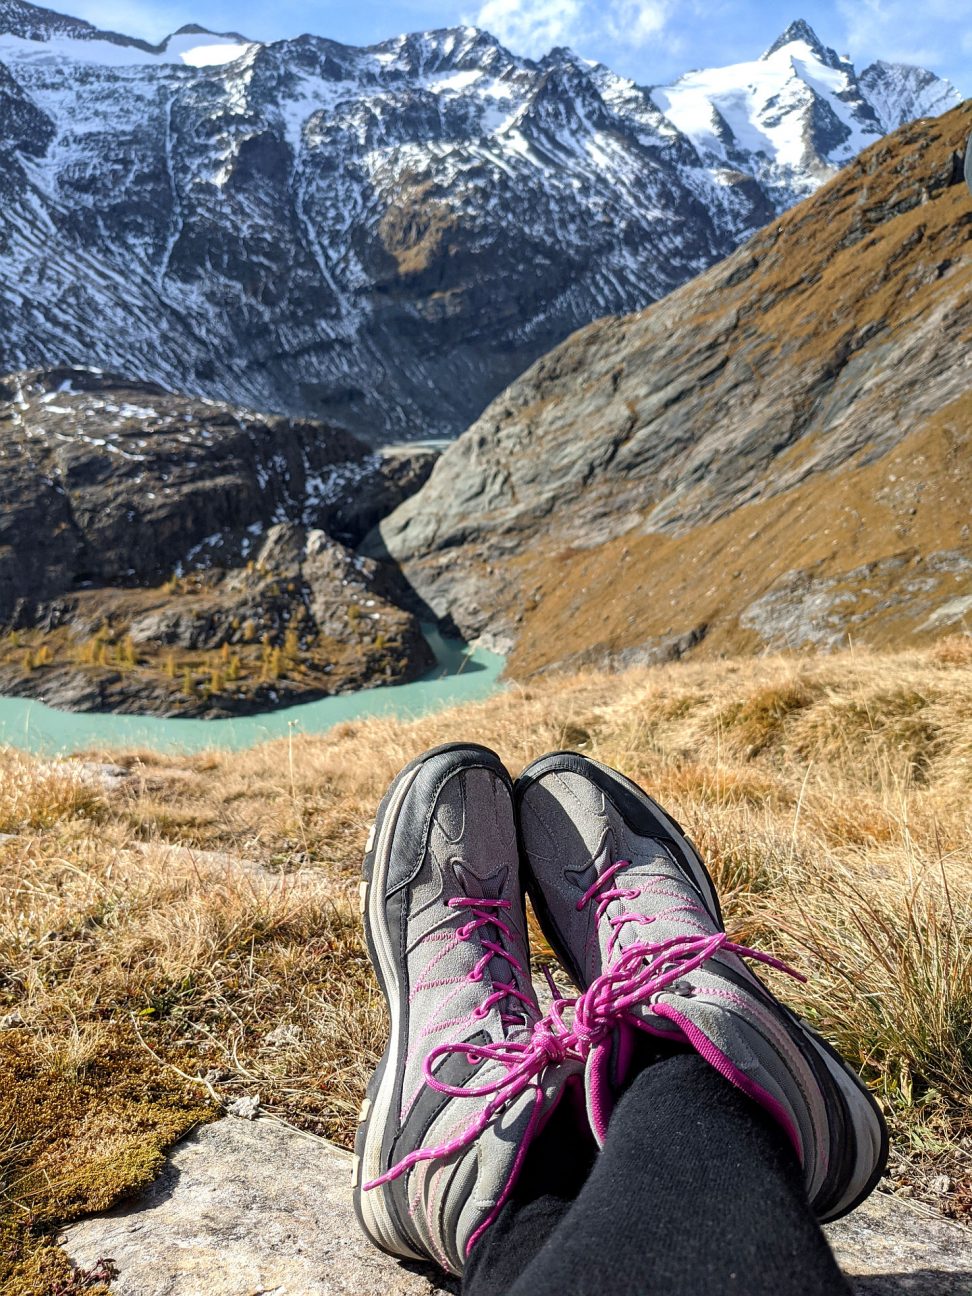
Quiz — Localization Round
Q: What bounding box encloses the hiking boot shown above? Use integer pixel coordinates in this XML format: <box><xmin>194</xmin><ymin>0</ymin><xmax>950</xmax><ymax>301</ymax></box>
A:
<box><xmin>354</xmin><ymin>743</ymin><xmax>580</xmax><ymax>1274</ymax></box>
<box><xmin>515</xmin><ymin>751</ymin><xmax>888</xmax><ymax>1222</ymax></box>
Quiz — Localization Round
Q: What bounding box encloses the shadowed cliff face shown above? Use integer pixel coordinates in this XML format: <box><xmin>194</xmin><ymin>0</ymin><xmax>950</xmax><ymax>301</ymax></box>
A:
<box><xmin>0</xmin><ymin>370</ymin><xmax>437</xmax><ymax>715</ymax></box>
<box><xmin>372</xmin><ymin>102</ymin><xmax>972</xmax><ymax>673</ymax></box>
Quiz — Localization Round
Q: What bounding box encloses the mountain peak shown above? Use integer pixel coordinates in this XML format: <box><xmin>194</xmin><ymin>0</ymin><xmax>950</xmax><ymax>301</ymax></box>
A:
<box><xmin>763</xmin><ymin>19</ymin><xmax>829</xmax><ymax>59</ymax></box>
<box><xmin>0</xmin><ymin>0</ymin><xmax>93</xmax><ymax>38</ymax></box>
<box><xmin>401</xmin><ymin>26</ymin><xmax>499</xmax><ymax>57</ymax></box>
<box><xmin>0</xmin><ymin>0</ymin><xmax>159</xmax><ymax>50</ymax></box>
<box><xmin>172</xmin><ymin>22</ymin><xmax>252</xmax><ymax>42</ymax></box>
<box><xmin>0</xmin><ymin>0</ymin><xmax>964</xmax><ymax>451</ymax></box>
<box><xmin>364</xmin><ymin>25</ymin><xmax>509</xmax><ymax>76</ymax></box>
<box><xmin>859</xmin><ymin>59</ymin><xmax>962</xmax><ymax>131</ymax></box>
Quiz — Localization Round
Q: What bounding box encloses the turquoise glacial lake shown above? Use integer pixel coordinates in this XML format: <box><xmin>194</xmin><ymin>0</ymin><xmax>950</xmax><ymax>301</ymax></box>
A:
<box><xmin>0</xmin><ymin>628</ymin><xmax>504</xmax><ymax>756</ymax></box>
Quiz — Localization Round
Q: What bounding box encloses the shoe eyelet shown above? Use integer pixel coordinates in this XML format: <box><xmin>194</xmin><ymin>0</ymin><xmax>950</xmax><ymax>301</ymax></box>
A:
<box><xmin>467</xmin><ymin>969</ymin><xmax>483</xmax><ymax>983</ymax></box>
<box><xmin>473</xmin><ymin>1004</ymin><xmax>489</xmax><ymax>1019</ymax></box>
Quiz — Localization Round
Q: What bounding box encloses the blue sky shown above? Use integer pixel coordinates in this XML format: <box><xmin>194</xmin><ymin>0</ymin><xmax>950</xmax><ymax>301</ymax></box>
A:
<box><xmin>69</xmin><ymin>0</ymin><xmax>972</xmax><ymax>91</ymax></box>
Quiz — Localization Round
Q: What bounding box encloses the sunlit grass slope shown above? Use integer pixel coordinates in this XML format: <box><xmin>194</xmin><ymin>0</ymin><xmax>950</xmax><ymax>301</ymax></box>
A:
<box><xmin>1</xmin><ymin>639</ymin><xmax>971</xmax><ymax>1288</ymax></box>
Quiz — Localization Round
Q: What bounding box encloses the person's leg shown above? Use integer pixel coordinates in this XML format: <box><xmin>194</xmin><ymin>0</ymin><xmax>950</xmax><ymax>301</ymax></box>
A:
<box><xmin>464</xmin><ymin>1051</ymin><xmax>852</xmax><ymax>1296</ymax></box>
<box><xmin>462</xmin><ymin>1092</ymin><xmax>595</xmax><ymax>1296</ymax></box>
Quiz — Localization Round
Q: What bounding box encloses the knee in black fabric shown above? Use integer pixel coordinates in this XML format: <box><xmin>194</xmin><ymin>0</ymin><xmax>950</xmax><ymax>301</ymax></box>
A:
<box><xmin>463</xmin><ymin>1081</ymin><xmax>595</xmax><ymax>1296</ymax></box>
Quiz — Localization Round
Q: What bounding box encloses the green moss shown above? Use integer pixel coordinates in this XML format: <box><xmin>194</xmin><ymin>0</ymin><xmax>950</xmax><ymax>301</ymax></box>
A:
<box><xmin>0</xmin><ymin>1030</ymin><xmax>215</xmax><ymax>1295</ymax></box>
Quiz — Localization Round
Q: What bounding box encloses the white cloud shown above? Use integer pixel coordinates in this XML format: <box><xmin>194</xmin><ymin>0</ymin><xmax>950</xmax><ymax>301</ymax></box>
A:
<box><xmin>475</xmin><ymin>0</ymin><xmax>581</xmax><ymax>52</ymax></box>
<box><xmin>605</xmin><ymin>0</ymin><xmax>669</xmax><ymax>44</ymax></box>
<box><xmin>471</xmin><ymin>0</ymin><xmax>673</xmax><ymax>57</ymax></box>
<box><xmin>836</xmin><ymin>0</ymin><xmax>972</xmax><ymax>72</ymax></box>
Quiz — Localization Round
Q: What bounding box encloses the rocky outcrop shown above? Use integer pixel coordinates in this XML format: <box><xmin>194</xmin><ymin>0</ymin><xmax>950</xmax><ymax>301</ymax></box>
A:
<box><xmin>63</xmin><ymin>1118</ymin><xmax>456</xmax><ymax>1296</ymax></box>
<box><xmin>0</xmin><ymin>370</ymin><xmax>436</xmax><ymax>715</ymax></box>
<box><xmin>325</xmin><ymin>445</ymin><xmax>438</xmax><ymax>548</ymax></box>
<box><xmin>61</xmin><ymin>1115</ymin><xmax>972</xmax><ymax>1295</ymax></box>
<box><xmin>0</xmin><ymin>369</ymin><xmax>361</xmax><ymax>620</ymax></box>
<box><xmin>371</xmin><ymin>101</ymin><xmax>972</xmax><ymax>675</ymax></box>
<box><xmin>0</xmin><ymin>520</ymin><xmax>434</xmax><ymax>717</ymax></box>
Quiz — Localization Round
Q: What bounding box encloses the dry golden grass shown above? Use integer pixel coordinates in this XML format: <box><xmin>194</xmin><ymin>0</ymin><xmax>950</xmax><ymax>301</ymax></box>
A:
<box><xmin>0</xmin><ymin>754</ymin><xmax>107</xmax><ymax>833</ymax></box>
<box><xmin>1</xmin><ymin>641</ymin><xmax>971</xmax><ymax>1288</ymax></box>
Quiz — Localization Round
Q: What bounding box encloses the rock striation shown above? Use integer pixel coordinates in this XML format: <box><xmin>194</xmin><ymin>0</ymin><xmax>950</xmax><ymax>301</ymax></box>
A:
<box><xmin>371</xmin><ymin>102</ymin><xmax>972</xmax><ymax>675</ymax></box>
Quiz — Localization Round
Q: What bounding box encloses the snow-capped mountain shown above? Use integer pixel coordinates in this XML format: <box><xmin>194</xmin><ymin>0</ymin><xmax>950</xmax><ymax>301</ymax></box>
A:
<box><xmin>0</xmin><ymin>0</ymin><xmax>251</xmax><ymax>60</ymax></box>
<box><xmin>0</xmin><ymin>5</ymin><xmax>962</xmax><ymax>441</ymax></box>
<box><xmin>652</xmin><ymin>20</ymin><xmax>960</xmax><ymax>207</ymax></box>
<box><xmin>858</xmin><ymin>60</ymin><xmax>962</xmax><ymax>133</ymax></box>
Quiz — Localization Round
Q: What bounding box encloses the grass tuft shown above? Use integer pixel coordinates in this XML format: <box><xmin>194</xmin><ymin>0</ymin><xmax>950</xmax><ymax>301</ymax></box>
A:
<box><xmin>0</xmin><ymin>754</ymin><xmax>105</xmax><ymax>833</ymax></box>
<box><xmin>720</xmin><ymin>681</ymin><xmax>819</xmax><ymax>756</ymax></box>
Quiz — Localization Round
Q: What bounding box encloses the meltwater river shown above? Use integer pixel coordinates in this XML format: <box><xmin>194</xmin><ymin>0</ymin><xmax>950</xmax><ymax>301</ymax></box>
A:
<box><xmin>0</xmin><ymin>628</ymin><xmax>504</xmax><ymax>756</ymax></box>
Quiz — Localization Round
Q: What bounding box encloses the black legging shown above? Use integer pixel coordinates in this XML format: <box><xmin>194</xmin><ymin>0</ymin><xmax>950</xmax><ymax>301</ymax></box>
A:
<box><xmin>463</xmin><ymin>1052</ymin><xmax>852</xmax><ymax>1296</ymax></box>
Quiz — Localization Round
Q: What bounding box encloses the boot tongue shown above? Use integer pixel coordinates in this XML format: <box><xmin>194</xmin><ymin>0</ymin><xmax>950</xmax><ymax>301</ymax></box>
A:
<box><xmin>452</xmin><ymin>861</ymin><xmax>508</xmax><ymax>899</ymax></box>
<box><xmin>451</xmin><ymin>861</ymin><xmax>526</xmax><ymax>1024</ymax></box>
<box><xmin>565</xmin><ymin>861</ymin><xmax>598</xmax><ymax>891</ymax></box>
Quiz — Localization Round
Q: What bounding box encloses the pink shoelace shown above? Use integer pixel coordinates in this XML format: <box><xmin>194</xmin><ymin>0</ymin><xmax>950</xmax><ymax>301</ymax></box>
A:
<box><xmin>365</xmin><ymin>893</ymin><xmax>566</xmax><ymax>1191</ymax></box>
<box><xmin>364</xmin><ymin>1015</ymin><xmax>573</xmax><ymax>1189</ymax></box>
<box><xmin>568</xmin><ymin>861</ymin><xmax>804</xmax><ymax>1053</ymax></box>
<box><xmin>364</xmin><ymin>863</ymin><xmax>803</xmax><ymax>1192</ymax></box>
<box><xmin>446</xmin><ymin>897</ymin><xmax>538</xmax><ymax>1026</ymax></box>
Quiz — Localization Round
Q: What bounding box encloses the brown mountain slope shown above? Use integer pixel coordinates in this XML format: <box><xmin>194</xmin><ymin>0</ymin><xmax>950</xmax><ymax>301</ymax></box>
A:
<box><xmin>372</xmin><ymin>101</ymin><xmax>972</xmax><ymax>675</ymax></box>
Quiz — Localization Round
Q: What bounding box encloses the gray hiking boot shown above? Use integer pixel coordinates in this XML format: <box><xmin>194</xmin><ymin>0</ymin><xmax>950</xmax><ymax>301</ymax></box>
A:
<box><xmin>354</xmin><ymin>744</ymin><xmax>580</xmax><ymax>1275</ymax></box>
<box><xmin>515</xmin><ymin>751</ymin><xmax>888</xmax><ymax>1223</ymax></box>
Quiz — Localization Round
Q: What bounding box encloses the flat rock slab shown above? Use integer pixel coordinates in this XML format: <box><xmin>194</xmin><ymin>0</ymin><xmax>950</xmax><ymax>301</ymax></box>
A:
<box><xmin>62</xmin><ymin>1117</ymin><xmax>971</xmax><ymax>1296</ymax></box>
<box><xmin>826</xmin><ymin>1193</ymin><xmax>972</xmax><ymax>1295</ymax></box>
<box><xmin>63</xmin><ymin>1117</ymin><xmax>455</xmax><ymax>1296</ymax></box>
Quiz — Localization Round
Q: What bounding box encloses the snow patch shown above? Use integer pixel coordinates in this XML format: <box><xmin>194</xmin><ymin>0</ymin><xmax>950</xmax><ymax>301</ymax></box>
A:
<box><xmin>0</xmin><ymin>29</ymin><xmax>258</xmax><ymax>68</ymax></box>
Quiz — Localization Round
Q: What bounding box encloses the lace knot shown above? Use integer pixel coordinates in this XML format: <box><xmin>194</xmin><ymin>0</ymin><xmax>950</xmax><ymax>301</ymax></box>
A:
<box><xmin>365</xmin><ymin>1007</ymin><xmax>574</xmax><ymax>1191</ymax></box>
